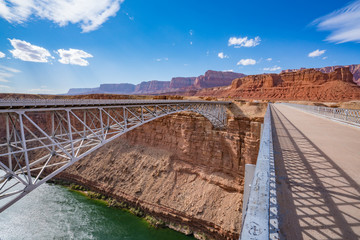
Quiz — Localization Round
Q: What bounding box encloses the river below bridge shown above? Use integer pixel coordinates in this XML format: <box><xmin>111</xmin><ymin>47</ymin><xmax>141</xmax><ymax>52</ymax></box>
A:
<box><xmin>0</xmin><ymin>182</ymin><xmax>194</xmax><ymax>240</ymax></box>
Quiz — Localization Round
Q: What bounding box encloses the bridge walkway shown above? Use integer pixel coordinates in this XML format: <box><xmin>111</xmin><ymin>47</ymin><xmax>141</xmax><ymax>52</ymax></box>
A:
<box><xmin>271</xmin><ymin>104</ymin><xmax>360</xmax><ymax>240</ymax></box>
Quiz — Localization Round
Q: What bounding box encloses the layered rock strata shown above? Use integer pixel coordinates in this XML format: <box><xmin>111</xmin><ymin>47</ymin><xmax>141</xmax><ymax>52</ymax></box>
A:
<box><xmin>55</xmin><ymin>110</ymin><xmax>263</xmax><ymax>239</ymax></box>
<box><xmin>66</xmin><ymin>70</ymin><xmax>246</xmax><ymax>95</ymax></box>
<box><xmin>282</xmin><ymin>64</ymin><xmax>360</xmax><ymax>85</ymax></box>
<box><xmin>193</xmin><ymin>71</ymin><xmax>246</xmax><ymax>89</ymax></box>
<box><xmin>194</xmin><ymin>67</ymin><xmax>360</xmax><ymax>101</ymax></box>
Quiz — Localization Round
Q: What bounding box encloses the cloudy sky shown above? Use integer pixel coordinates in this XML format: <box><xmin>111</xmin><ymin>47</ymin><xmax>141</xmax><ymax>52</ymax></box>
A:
<box><xmin>0</xmin><ymin>0</ymin><xmax>359</xmax><ymax>94</ymax></box>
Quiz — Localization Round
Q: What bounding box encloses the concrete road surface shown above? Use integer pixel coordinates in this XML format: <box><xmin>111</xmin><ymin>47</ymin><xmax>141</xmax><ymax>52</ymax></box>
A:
<box><xmin>271</xmin><ymin>104</ymin><xmax>360</xmax><ymax>240</ymax></box>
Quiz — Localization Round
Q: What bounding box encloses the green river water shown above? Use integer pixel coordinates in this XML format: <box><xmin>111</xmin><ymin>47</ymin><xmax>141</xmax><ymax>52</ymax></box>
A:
<box><xmin>0</xmin><ymin>183</ymin><xmax>194</xmax><ymax>240</ymax></box>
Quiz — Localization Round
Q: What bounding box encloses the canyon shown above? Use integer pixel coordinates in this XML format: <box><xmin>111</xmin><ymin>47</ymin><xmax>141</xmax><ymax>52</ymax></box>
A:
<box><xmin>67</xmin><ymin>70</ymin><xmax>246</xmax><ymax>95</ymax></box>
<box><xmin>43</xmin><ymin>101</ymin><xmax>266</xmax><ymax>240</ymax></box>
<box><xmin>2</xmin><ymin>64</ymin><xmax>360</xmax><ymax>239</ymax></box>
<box><xmin>66</xmin><ymin>64</ymin><xmax>360</xmax><ymax>100</ymax></box>
<box><xmin>191</xmin><ymin>67</ymin><xmax>360</xmax><ymax>101</ymax></box>
<box><xmin>0</xmin><ymin>93</ymin><xmax>267</xmax><ymax>239</ymax></box>
<box><xmin>282</xmin><ymin>64</ymin><xmax>360</xmax><ymax>86</ymax></box>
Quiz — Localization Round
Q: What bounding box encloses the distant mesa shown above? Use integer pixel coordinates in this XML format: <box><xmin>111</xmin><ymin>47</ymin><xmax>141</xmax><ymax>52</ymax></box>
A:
<box><xmin>193</xmin><ymin>70</ymin><xmax>246</xmax><ymax>89</ymax></box>
<box><xmin>66</xmin><ymin>64</ymin><xmax>360</xmax><ymax>102</ymax></box>
<box><xmin>281</xmin><ymin>64</ymin><xmax>360</xmax><ymax>86</ymax></box>
<box><xmin>196</xmin><ymin>66</ymin><xmax>360</xmax><ymax>101</ymax></box>
<box><xmin>66</xmin><ymin>70</ymin><xmax>246</xmax><ymax>95</ymax></box>
<box><xmin>169</xmin><ymin>77</ymin><xmax>196</xmax><ymax>89</ymax></box>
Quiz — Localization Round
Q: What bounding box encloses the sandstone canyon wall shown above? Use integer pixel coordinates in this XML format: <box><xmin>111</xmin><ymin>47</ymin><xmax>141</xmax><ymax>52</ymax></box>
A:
<box><xmin>134</xmin><ymin>80</ymin><xmax>171</xmax><ymax>93</ymax></box>
<box><xmin>54</xmin><ymin>104</ymin><xmax>265</xmax><ymax>240</ymax></box>
<box><xmin>195</xmin><ymin>67</ymin><xmax>360</xmax><ymax>101</ymax></box>
<box><xmin>169</xmin><ymin>77</ymin><xmax>196</xmax><ymax>89</ymax></box>
<box><xmin>66</xmin><ymin>70</ymin><xmax>245</xmax><ymax>95</ymax></box>
<box><xmin>282</xmin><ymin>64</ymin><xmax>360</xmax><ymax>86</ymax></box>
<box><xmin>99</xmin><ymin>83</ymin><xmax>135</xmax><ymax>94</ymax></box>
<box><xmin>194</xmin><ymin>71</ymin><xmax>246</xmax><ymax>89</ymax></box>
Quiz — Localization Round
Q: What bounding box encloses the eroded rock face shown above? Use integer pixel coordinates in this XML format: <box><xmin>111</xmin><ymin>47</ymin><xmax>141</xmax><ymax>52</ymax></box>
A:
<box><xmin>194</xmin><ymin>70</ymin><xmax>246</xmax><ymax>89</ymax></box>
<box><xmin>196</xmin><ymin>67</ymin><xmax>360</xmax><ymax>101</ymax></box>
<box><xmin>282</xmin><ymin>64</ymin><xmax>360</xmax><ymax>85</ymax></box>
<box><xmin>99</xmin><ymin>83</ymin><xmax>135</xmax><ymax>94</ymax></box>
<box><xmin>170</xmin><ymin>77</ymin><xmax>196</xmax><ymax>89</ymax></box>
<box><xmin>134</xmin><ymin>80</ymin><xmax>171</xmax><ymax>93</ymax></box>
<box><xmin>57</xmin><ymin>112</ymin><xmax>262</xmax><ymax>240</ymax></box>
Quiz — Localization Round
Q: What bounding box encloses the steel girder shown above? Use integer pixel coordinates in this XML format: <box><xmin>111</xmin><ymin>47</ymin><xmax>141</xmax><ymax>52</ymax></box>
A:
<box><xmin>0</xmin><ymin>100</ymin><xmax>230</xmax><ymax>212</ymax></box>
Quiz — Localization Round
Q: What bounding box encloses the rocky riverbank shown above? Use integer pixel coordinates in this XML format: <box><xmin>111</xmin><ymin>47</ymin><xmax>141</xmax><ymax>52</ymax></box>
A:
<box><xmin>52</xmin><ymin>102</ymin><xmax>266</xmax><ymax>239</ymax></box>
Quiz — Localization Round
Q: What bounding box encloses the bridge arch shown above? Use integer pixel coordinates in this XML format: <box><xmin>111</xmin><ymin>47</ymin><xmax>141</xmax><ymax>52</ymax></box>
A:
<box><xmin>0</xmin><ymin>99</ymin><xmax>230</xmax><ymax>212</ymax></box>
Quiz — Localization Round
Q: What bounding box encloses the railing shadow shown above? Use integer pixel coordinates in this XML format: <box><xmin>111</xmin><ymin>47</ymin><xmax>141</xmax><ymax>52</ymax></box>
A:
<box><xmin>271</xmin><ymin>106</ymin><xmax>360</xmax><ymax>240</ymax></box>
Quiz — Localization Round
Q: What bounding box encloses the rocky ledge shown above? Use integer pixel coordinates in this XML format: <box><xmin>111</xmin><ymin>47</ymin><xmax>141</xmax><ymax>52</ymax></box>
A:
<box><xmin>54</xmin><ymin>105</ymin><xmax>265</xmax><ymax>240</ymax></box>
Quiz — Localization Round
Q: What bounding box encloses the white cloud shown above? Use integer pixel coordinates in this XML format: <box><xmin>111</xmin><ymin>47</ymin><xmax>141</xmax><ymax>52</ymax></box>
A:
<box><xmin>237</xmin><ymin>58</ymin><xmax>256</xmax><ymax>66</ymax></box>
<box><xmin>322</xmin><ymin>56</ymin><xmax>328</xmax><ymax>60</ymax></box>
<box><xmin>9</xmin><ymin>38</ymin><xmax>52</xmax><ymax>62</ymax></box>
<box><xmin>0</xmin><ymin>0</ymin><xmax>123</xmax><ymax>33</ymax></box>
<box><xmin>266</xmin><ymin>58</ymin><xmax>272</xmax><ymax>61</ymax></box>
<box><xmin>263</xmin><ymin>66</ymin><xmax>281</xmax><ymax>71</ymax></box>
<box><xmin>190</xmin><ymin>41</ymin><xmax>193</xmax><ymax>45</ymax></box>
<box><xmin>308</xmin><ymin>49</ymin><xmax>326</xmax><ymax>58</ymax></box>
<box><xmin>218</xmin><ymin>52</ymin><xmax>229</xmax><ymax>59</ymax></box>
<box><xmin>0</xmin><ymin>64</ymin><xmax>20</xmax><ymax>83</ymax></box>
<box><xmin>57</xmin><ymin>48</ymin><xmax>93</xmax><ymax>66</ymax></box>
<box><xmin>228</xmin><ymin>36</ymin><xmax>261</xmax><ymax>48</ymax></box>
<box><xmin>0</xmin><ymin>51</ymin><xmax>5</xmax><ymax>58</ymax></box>
<box><xmin>222</xmin><ymin>69</ymin><xmax>234</xmax><ymax>72</ymax></box>
<box><xmin>155</xmin><ymin>57</ymin><xmax>168</xmax><ymax>62</ymax></box>
<box><xmin>0</xmin><ymin>71</ymin><xmax>12</xmax><ymax>82</ymax></box>
<box><xmin>189</xmin><ymin>30</ymin><xmax>193</xmax><ymax>36</ymax></box>
<box><xmin>0</xmin><ymin>65</ymin><xmax>21</xmax><ymax>73</ymax></box>
<box><xmin>123</xmin><ymin>11</ymin><xmax>134</xmax><ymax>21</ymax></box>
<box><xmin>313</xmin><ymin>0</ymin><xmax>360</xmax><ymax>43</ymax></box>
<box><xmin>0</xmin><ymin>84</ymin><xmax>12</xmax><ymax>93</ymax></box>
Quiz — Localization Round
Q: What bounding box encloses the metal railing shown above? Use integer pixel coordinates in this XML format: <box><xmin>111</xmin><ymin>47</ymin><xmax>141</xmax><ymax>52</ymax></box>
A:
<box><xmin>283</xmin><ymin>103</ymin><xmax>360</xmax><ymax>127</ymax></box>
<box><xmin>0</xmin><ymin>98</ymin><xmax>231</xmax><ymax>108</ymax></box>
<box><xmin>240</xmin><ymin>104</ymin><xmax>279</xmax><ymax>239</ymax></box>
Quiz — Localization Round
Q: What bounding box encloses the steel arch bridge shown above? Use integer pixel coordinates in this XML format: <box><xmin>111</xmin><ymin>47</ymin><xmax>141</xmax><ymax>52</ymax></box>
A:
<box><xmin>0</xmin><ymin>99</ymin><xmax>231</xmax><ymax>212</ymax></box>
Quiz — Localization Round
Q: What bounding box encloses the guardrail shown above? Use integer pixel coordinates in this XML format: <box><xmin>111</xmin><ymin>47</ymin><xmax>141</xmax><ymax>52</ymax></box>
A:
<box><xmin>0</xmin><ymin>99</ymin><xmax>231</xmax><ymax>108</ymax></box>
<box><xmin>240</xmin><ymin>104</ymin><xmax>279</xmax><ymax>239</ymax></box>
<box><xmin>283</xmin><ymin>103</ymin><xmax>360</xmax><ymax>127</ymax></box>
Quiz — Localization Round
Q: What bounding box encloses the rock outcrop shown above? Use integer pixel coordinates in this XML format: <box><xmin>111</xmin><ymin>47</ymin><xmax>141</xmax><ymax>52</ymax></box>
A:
<box><xmin>99</xmin><ymin>83</ymin><xmax>135</xmax><ymax>94</ymax></box>
<box><xmin>134</xmin><ymin>80</ymin><xmax>170</xmax><ymax>93</ymax></box>
<box><xmin>54</xmin><ymin>107</ymin><xmax>264</xmax><ymax>240</ymax></box>
<box><xmin>169</xmin><ymin>77</ymin><xmax>196</xmax><ymax>89</ymax></box>
<box><xmin>194</xmin><ymin>70</ymin><xmax>246</xmax><ymax>89</ymax></box>
<box><xmin>66</xmin><ymin>70</ymin><xmax>246</xmax><ymax>95</ymax></box>
<box><xmin>195</xmin><ymin>67</ymin><xmax>360</xmax><ymax>101</ymax></box>
<box><xmin>282</xmin><ymin>64</ymin><xmax>360</xmax><ymax>86</ymax></box>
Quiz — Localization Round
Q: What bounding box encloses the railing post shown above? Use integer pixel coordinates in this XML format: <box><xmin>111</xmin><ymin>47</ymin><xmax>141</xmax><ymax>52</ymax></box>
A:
<box><xmin>242</xmin><ymin>164</ymin><xmax>256</xmax><ymax>224</ymax></box>
<box><xmin>345</xmin><ymin>109</ymin><xmax>348</xmax><ymax>121</ymax></box>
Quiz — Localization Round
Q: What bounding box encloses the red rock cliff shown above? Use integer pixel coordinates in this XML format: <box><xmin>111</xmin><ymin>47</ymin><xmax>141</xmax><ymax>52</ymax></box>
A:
<box><xmin>282</xmin><ymin>64</ymin><xmax>360</xmax><ymax>86</ymax></box>
<box><xmin>194</xmin><ymin>70</ymin><xmax>246</xmax><ymax>89</ymax></box>
<box><xmin>196</xmin><ymin>67</ymin><xmax>360</xmax><ymax>101</ymax></box>
<box><xmin>169</xmin><ymin>77</ymin><xmax>196</xmax><ymax>89</ymax></box>
<box><xmin>55</xmin><ymin>106</ymin><xmax>264</xmax><ymax>240</ymax></box>
<box><xmin>134</xmin><ymin>80</ymin><xmax>171</xmax><ymax>93</ymax></box>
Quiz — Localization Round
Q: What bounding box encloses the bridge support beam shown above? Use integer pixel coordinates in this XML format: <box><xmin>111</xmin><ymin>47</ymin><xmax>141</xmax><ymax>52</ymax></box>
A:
<box><xmin>0</xmin><ymin>99</ymin><xmax>230</xmax><ymax>212</ymax></box>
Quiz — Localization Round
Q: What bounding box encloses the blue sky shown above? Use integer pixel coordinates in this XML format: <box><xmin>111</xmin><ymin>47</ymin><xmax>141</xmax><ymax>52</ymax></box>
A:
<box><xmin>0</xmin><ymin>0</ymin><xmax>359</xmax><ymax>94</ymax></box>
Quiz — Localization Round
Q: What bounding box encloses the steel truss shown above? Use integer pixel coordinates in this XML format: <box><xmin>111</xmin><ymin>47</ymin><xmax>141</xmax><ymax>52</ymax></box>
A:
<box><xmin>0</xmin><ymin>100</ymin><xmax>230</xmax><ymax>212</ymax></box>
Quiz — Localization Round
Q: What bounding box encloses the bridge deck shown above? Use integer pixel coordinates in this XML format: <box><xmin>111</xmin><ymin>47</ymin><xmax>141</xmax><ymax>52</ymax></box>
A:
<box><xmin>271</xmin><ymin>104</ymin><xmax>360</xmax><ymax>240</ymax></box>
